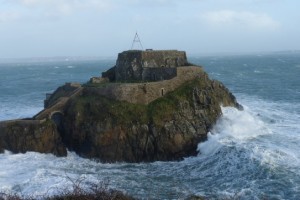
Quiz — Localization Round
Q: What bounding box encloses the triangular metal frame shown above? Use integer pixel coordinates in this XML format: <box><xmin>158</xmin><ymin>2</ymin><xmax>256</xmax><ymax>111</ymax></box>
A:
<box><xmin>131</xmin><ymin>32</ymin><xmax>144</xmax><ymax>50</ymax></box>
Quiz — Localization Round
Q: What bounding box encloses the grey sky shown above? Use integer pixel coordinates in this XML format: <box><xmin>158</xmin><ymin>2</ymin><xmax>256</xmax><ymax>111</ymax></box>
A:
<box><xmin>0</xmin><ymin>0</ymin><xmax>299</xmax><ymax>58</ymax></box>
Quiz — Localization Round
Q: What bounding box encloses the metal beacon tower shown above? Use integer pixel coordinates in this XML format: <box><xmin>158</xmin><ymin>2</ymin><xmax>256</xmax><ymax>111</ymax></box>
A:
<box><xmin>131</xmin><ymin>32</ymin><xmax>144</xmax><ymax>50</ymax></box>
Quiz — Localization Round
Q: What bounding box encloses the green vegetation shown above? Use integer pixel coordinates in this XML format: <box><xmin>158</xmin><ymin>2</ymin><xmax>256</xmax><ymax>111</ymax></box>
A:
<box><xmin>148</xmin><ymin>78</ymin><xmax>202</xmax><ymax>125</ymax></box>
<box><xmin>70</xmin><ymin>78</ymin><xmax>204</xmax><ymax>128</ymax></box>
<box><xmin>70</xmin><ymin>94</ymin><xmax>147</xmax><ymax>125</ymax></box>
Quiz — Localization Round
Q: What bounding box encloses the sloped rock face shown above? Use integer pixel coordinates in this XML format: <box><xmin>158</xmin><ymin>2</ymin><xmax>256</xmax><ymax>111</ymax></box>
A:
<box><xmin>60</xmin><ymin>75</ymin><xmax>241</xmax><ymax>162</ymax></box>
<box><xmin>0</xmin><ymin>67</ymin><xmax>241</xmax><ymax>162</ymax></box>
<box><xmin>0</xmin><ymin>120</ymin><xmax>67</xmax><ymax>156</ymax></box>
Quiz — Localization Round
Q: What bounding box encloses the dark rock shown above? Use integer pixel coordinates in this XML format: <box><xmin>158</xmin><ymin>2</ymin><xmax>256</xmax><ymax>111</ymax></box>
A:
<box><xmin>0</xmin><ymin>50</ymin><xmax>242</xmax><ymax>163</ymax></box>
<box><xmin>59</xmin><ymin>76</ymin><xmax>241</xmax><ymax>162</ymax></box>
<box><xmin>186</xmin><ymin>195</ymin><xmax>207</xmax><ymax>200</ymax></box>
<box><xmin>102</xmin><ymin>66</ymin><xmax>116</xmax><ymax>82</ymax></box>
<box><xmin>0</xmin><ymin>120</ymin><xmax>67</xmax><ymax>156</ymax></box>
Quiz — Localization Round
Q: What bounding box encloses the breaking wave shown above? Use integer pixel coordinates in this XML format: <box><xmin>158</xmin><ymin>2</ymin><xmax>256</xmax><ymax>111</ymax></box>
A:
<box><xmin>1</xmin><ymin>95</ymin><xmax>299</xmax><ymax>199</ymax></box>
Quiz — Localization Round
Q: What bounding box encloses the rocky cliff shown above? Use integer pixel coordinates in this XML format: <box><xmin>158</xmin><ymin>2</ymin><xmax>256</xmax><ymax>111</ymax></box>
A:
<box><xmin>0</xmin><ymin>120</ymin><xmax>66</xmax><ymax>156</ymax></box>
<box><xmin>0</xmin><ymin>50</ymin><xmax>242</xmax><ymax>163</ymax></box>
<box><xmin>0</xmin><ymin>72</ymin><xmax>241</xmax><ymax>162</ymax></box>
<box><xmin>60</xmin><ymin>75</ymin><xmax>241</xmax><ymax>162</ymax></box>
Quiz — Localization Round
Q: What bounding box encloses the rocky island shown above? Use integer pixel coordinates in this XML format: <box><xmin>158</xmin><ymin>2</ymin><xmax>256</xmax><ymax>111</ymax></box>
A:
<box><xmin>0</xmin><ymin>50</ymin><xmax>242</xmax><ymax>163</ymax></box>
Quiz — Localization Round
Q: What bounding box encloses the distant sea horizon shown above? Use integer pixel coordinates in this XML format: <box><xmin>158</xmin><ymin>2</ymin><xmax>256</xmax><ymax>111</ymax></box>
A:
<box><xmin>1</xmin><ymin>49</ymin><xmax>299</xmax><ymax>64</ymax></box>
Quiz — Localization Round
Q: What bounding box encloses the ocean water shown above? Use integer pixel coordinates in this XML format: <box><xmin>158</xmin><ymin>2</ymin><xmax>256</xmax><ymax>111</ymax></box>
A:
<box><xmin>0</xmin><ymin>53</ymin><xmax>299</xmax><ymax>199</ymax></box>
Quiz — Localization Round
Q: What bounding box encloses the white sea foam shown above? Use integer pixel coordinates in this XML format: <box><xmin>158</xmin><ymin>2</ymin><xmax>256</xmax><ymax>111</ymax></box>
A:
<box><xmin>193</xmin><ymin>97</ymin><xmax>300</xmax><ymax>199</ymax></box>
<box><xmin>0</xmin><ymin>152</ymin><xmax>103</xmax><ymax>196</ymax></box>
<box><xmin>0</xmin><ymin>92</ymin><xmax>299</xmax><ymax>197</ymax></box>
<box><xmin>198</xmin><ymin>106</ymin><xmax>271</xmax><ymax>156</ymax></box>
<box><xmin>0</xmin><ymin>105</ymin><xmax>42</xmax><ymax>121</ymax></box>
<box><xmin>1</xmin><ymin>54</ymin><xmax>300</xmax><ymax>199</ymax></box>
<box><xmin>0</xmin><ymin>97</ymin><xmax>299</xmax><ymax>199</ymax></box>
<box><xmin>198</xmin><ymin>96</ymin><xmax>300</xmax><ymax>174</ymax></box>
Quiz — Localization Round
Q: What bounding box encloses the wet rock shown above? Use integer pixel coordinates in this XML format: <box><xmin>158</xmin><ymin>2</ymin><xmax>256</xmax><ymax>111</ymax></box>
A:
<box><xmin>59</xmin><ymin>76</ymin><xmax>241</xmax><ymax>162</ymax></box>
<box><xmin>0</xmin><ymin>50</ymin><xmax>242</xmax><ymax>162</ymax></box>
<box><xmin>0</xmin><ymin>120</ymin><xmax>67</xmax><ymax>156</ymax></box>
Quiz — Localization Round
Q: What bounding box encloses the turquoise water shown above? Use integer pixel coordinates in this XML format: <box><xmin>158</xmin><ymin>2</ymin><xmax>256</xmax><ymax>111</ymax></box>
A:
<box><xmin>0</xmin><ymin>53</ymin><xmax>299</xmax><ymax>199</ymax></box>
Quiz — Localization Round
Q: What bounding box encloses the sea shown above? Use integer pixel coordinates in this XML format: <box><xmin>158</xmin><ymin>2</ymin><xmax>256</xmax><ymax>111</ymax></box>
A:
<box><xmin>0</xmin><ymin>52</ymin><xmax>299</xmax><ymax>199</ymax></box>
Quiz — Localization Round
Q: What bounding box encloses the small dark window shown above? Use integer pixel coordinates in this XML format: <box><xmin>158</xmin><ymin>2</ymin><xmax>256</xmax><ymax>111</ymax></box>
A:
<box><xmin>161</xmin><ymin>88</ymin><xmax>164</xmax><ymax>96</ymax></box>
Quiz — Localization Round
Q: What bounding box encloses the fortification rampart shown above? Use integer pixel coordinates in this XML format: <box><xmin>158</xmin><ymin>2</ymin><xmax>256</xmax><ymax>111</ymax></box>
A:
<box><xmin>35</xmin><ymin>87</ymin><xmax>83</xmax><ymax>120</ymax></box>
<box><xmin>112</xmin><ymin>50</ymin><xmax>188</xmax><ymax>82</ymax></box>
<box><xmin>38</xmin><ymin>50</ymin><xmax>202</xmax><ymax>119</ymax></box>
<box><xmin>86</xmin><ymin>66</ymin><xmax>205</xmax><ymax>104</ymax></box>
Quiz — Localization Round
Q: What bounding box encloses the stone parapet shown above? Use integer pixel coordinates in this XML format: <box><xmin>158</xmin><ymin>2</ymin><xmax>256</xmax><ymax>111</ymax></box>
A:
<box><xmin>86</xmin><ymin>66</ymin><xmax>205</xmax><ymax>104</ymax></box>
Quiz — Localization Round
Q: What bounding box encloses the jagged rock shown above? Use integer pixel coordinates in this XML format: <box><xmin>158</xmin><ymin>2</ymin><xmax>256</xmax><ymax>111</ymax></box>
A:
<box><xmin>0</xmin><ymin>120</ymin><xmax>67</xmax><ymax>156</ymax></box>
<box><xmin>0</xmin><ymin>49</ymin><xmax>242</xmax><ymax>163</ymax></box>
<box><xmin>59</xmin><ymin>76</ymin><xmax>241</xmax><ymax>162</ymax></box>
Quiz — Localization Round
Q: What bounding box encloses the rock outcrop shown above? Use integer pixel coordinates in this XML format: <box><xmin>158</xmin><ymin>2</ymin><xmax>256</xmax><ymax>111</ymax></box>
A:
<box><xmin>0</xmin><ymin>120</ymin><xmax>66</xmax><ymax>156</ymax></box>
<box><xmin>0</xmin><ymin>49</ymin><xmax>242</xmax><ymax>163</ymax></box>
<box><xmin>60</xmin><ymin>76</ymin><xmax>240</xmax><ymax>162</ymax></box>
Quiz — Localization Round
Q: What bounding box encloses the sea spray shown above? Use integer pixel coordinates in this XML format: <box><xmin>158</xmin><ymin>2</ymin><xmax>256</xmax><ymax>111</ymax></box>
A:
<box><xmin>0</xmin><ymin>54</ymin><xmax>300</xmax><ymax>199</ymax></box>
<box><xmin>0</xmin><ymin>99</ymin><xmax>298</xmax><ymax>199</ymax></box>
<box><xmin>197</xmin><ymin>106</ymin><xmax>271</xmax><ymax>156</ymax></box>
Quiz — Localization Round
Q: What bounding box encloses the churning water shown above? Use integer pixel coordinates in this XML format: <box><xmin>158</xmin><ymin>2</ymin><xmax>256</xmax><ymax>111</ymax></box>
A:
<box><xmin>0</xmin><ymin>53</ymin><xmax>299</xmax><ymax>199</ymax></box>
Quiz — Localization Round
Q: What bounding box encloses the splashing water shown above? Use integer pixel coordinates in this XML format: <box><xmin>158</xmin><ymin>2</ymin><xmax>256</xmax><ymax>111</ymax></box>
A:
<box><xmin>0</xmin><ymin>54</ymin><xmax>300</xmax><ymax>199</ymax></box>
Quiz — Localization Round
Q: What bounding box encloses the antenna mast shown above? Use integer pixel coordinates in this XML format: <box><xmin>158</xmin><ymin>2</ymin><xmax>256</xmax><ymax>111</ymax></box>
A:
<box><xmin>131</xmin><ymin>32</ymin><xmax>144</xmax><ymax>50</ymax></box>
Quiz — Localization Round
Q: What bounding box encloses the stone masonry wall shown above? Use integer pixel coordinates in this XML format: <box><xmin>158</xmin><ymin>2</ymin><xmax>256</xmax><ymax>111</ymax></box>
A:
<box><xmin>142</xmin><ymin>67</ymin><xmax>177</xmax><ymax>81</ymax></box>
<box><xmin>114</xmin><ymin>50</ymin><xmax>187</xmax><ymax>82</ymax></box>
<box><xmin>85</xmin><ymin>66</ymin><xmax>205</xmax><ymax>104</ymax></box>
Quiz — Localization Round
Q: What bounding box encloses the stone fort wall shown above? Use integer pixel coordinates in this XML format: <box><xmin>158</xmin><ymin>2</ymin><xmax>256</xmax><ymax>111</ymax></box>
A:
<box><xmin>113</xmin><ymin>50</ymin><xmax>188</xmax><ymax>82</ymax></box>
<box><xmin>86</xmin><ymin>66</ymin><xmax>206</xmax><ymax>105</ymax></box>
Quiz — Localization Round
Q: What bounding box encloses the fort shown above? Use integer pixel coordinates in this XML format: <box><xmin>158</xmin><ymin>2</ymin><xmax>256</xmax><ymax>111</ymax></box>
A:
<box><xmin>102</xmin><ymin>50</ymin><xmax>190</xmax><ymax>82</ymax></box>
<box><xmin>87</xmin><ymin>66</ymin><xmax>205</xmax><ymax>105</ymax></box>
<box><xmin>42</xmin><ymin>49</ymin><xmax>202</xmax><ymax>115</ymax></box>
<box><xmin>0</xmin><ymin>48</ymin><xmax>241</xmax><ymax>162</ymax></box>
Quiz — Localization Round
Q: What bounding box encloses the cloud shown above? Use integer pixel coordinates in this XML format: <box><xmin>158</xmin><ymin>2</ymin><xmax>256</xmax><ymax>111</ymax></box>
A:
<box><xmin>201</xmin><ymin>10</ymin><xmax>280</xmax><ymax>31</ymax></box>
<box><xmin>15</xmin><ymin>0</ymin><xmax>113</xmax><ymax>16</ymax></box>
<box><xmin>0</xmin><ymin>11</ymin><xmax>20</xmax><ymax>22</ymax></box>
